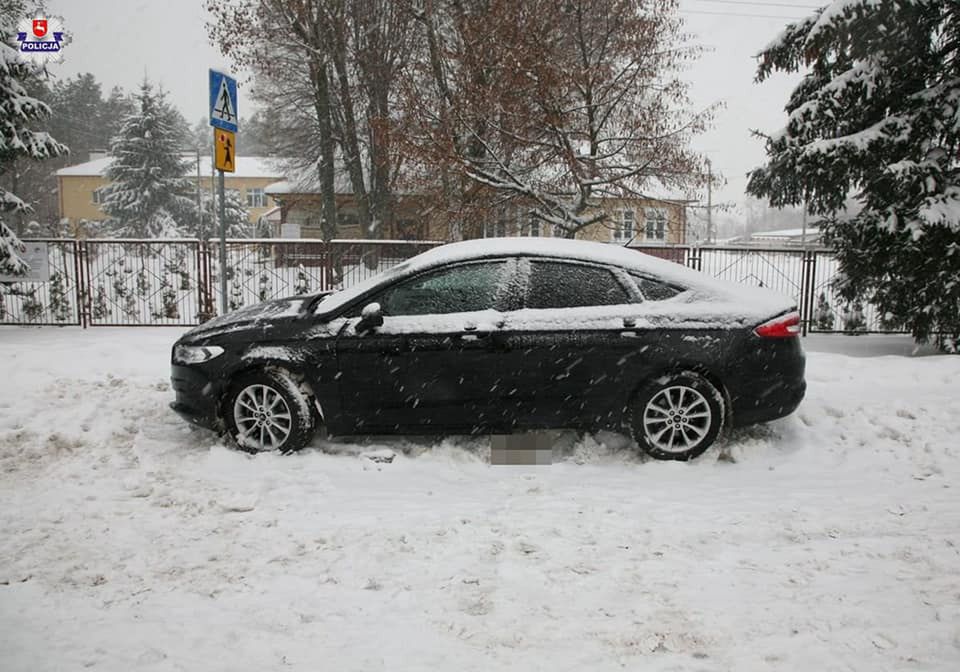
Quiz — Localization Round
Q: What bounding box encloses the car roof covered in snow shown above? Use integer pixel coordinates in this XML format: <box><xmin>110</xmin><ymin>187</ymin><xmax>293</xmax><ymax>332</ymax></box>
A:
<box><xmin>315</xmin><ymin>237</ymin><xmax>796</xmax><ymax>321</ymax></box>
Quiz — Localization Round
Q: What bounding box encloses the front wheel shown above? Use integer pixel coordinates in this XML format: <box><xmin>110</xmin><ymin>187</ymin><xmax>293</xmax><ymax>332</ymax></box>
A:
<box><xmin>630</xmin><ymin>372</ymin><xmax>725</xmax><ymax>461</ymax></box>
<box><xmin>224</xmin><ymin>369</ymin><xmax>315</xmax><ymax>453</ymax></box>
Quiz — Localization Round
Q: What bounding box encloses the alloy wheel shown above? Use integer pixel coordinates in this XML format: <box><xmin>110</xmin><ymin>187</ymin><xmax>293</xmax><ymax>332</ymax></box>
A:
<box><xmin>642</xmin><ymin>385</ymin><xmax>712</xmax><ymax>454</ymax></box>
<box><xmin>233</xmin><ymin>383</ymin><xmax>293</xmax><ymax>451</ymax></box>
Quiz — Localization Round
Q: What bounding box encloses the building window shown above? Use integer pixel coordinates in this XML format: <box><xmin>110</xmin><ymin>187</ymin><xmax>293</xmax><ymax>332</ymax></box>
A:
<box><xmin>612</xmin><ymin>209</ymin><xmax>635</xmax><ymax>242</ymax></box>
<box><xmin>484</xmin><ymin>220</ymin><xmax>507</xmax><ymax>238</ymax></box>
<box><xmin>396</xmin><ymin>219</ymin><xmax>423</xmax><ymax>240</ymax></box>
<box><xmin>523</xmin><ymin>216</ymin><xmax>541</xmax><ymax>237</ymax></box>
<box><xmin>92</xmin><ymin>187</ymin><xmax>105</xmax><ymax>205</ymax></box>
<box><xmin>644</xmin><ymin>208</ymin><xmax>667</xmax><ymax>241</ymax></box>
<box><xmin>246</xmin><ymin>188</ymin><xmax>266</xmax><ymax>208</ymax></box>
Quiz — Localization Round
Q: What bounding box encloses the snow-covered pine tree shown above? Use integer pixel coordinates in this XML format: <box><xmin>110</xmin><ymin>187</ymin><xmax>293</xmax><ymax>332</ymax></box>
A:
<box><xmin>91</xmin><ymin>284</ymin><xmax>108</xmax><ymax>320</ymax></box>
<box><xmin>842</xmin><ymin>299</ymin><xmax>866</xmax><ymax>334</ymax></box>
<box><xmin>294</xmin><ymin>264</ymin><xmax>310</xmax><ymax>295</ymax></box>
<box><xmin>48</xmin><ymin>271</ymin><xmax>72</xmax><ymax>322</ymax></box>
<box><xmin>258</xmin><ymin>273</ymin><xmax>271</xmax><ymax>302</ymax></box>
<box><xmin>191</xmin><ymin>187</ymin><xmax>250</xmax><ymax>239</ymax></box>
<box><xmin>101</xmin><ymin>80</ymin><xmax>194</xmax><ymax>238</ymax></box>
<box><xmin>748</xmin><ymin>0</ymin><xmax>960</xmax><ymax>352</ymax></box>
<box><xmin>20</xmin><ymin>285</ymin><xmax>42</xmax><ymax>321</ymax></box>
<box><xmin>0</xmin><ymin>221</ymin><xmax>28</xmax><ymax>276</ymax></box>
<box><xmin>229</xmin><ymin>276</ymin><xmax>244</xmax><ymax>311</ymax></box>
<box><xmin>159</xmin><ymin>273</ymin><xmax>179</xmax><ymax>319</ymax></box>
<box><xmin>0</xmin><ymin>1</ymin><xmax>68</xmax><ymax>274</ymax></box>
<box><xmin>813</xmin><ymin>292</ymin><xmax>835</xmax><ymax>331</ymax></box>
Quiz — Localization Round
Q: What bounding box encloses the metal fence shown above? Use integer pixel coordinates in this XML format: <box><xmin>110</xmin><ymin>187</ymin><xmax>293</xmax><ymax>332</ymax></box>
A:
<box><xmin>1</xmin><ymin>238</ymin><xmax>896</xmax><ymax>335</ymax></box>
<box><xmin>1</xmin><ymin>238</ymin><xmax>440</xmax><ymax>328</ymax></box>
<box><xmin>634</xmin><ymin>245</ymin><xmax>890</xmax><ymax>335</ymax></box>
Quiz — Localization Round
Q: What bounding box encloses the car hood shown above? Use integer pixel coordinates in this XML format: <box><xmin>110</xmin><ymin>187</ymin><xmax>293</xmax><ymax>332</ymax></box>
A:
<box><xmin>179</xmin><ymin>293</ymin><xmax>330</xmax><ymax>343</ymax></box>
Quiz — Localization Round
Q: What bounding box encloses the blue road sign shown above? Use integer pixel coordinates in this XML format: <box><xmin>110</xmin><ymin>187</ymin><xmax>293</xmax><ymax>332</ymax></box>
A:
<box><xmin>209</xmin><ymin>69</ymin><xmax>238</xmax><ymax>133</ymax></box>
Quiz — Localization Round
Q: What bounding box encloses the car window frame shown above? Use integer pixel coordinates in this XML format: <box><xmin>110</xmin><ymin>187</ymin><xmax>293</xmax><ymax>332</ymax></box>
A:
<box><xmin>628</xmin><ymin>272</ymin><xmax>687</xmax><ymax>302</ymax></box>
<box><xmin>518</xmin><ymin>257</ymin><xmax>637</xmax><ymax>310</ymax></box>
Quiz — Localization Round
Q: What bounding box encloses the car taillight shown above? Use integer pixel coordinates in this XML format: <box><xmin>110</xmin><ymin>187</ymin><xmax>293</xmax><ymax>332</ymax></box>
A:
<box><xmin>754</xmin><ymin>311</ymin><xmax>801</xmax><ymax>338</ymax></box>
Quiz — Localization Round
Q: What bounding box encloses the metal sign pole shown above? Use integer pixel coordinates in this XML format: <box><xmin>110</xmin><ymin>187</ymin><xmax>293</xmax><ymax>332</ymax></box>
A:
<box><xmin>218</xmin><ymin>169</ymin><xmax>228</xmax><ymax>314</ymax></box>
<box><xmin>209</xmin><ymin>68</ymin><xmax>238</xmax><ymax>315</ymax></box>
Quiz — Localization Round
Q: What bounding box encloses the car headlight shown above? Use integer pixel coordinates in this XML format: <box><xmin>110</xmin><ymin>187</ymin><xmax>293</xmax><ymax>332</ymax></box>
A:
<box><xmin>173</xmin><ymin>344</ymin><xmax>225</xmax><ymax>365</ymax></box>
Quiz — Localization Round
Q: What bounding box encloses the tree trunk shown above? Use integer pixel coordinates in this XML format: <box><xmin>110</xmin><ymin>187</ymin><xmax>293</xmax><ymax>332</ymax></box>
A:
<box><xmin>310</xmin><ymin>59</ymin><xmax>339</xmax><ymax>243</ymax></box>
<box><xmin>329</xmin><ymin>26</ymin><xmax>372</xmax><ymax>238</ymax></box>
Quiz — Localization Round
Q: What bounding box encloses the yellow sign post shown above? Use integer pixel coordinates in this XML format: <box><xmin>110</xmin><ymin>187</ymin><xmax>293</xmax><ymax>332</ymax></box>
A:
<box><xmin>214</xmin><ymin>129</ymin><xmax>236</xmax><ymax>173</ymax></box>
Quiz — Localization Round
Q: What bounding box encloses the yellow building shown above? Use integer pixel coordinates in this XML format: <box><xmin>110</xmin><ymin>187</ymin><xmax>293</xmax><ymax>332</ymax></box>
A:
<box><xmin>265</xmin><ymin>172</ymin><xmax>688</xmax><ymax>246</ymax></box>
<box><xmin>55</xmin><ymin>153</ymin><xmax>286</xmax><ymax>230</ymax></box>
<box><xmin>470</xmin><ymin>198</ymin><xmax>689</xmax><ymax>246</ymax></box>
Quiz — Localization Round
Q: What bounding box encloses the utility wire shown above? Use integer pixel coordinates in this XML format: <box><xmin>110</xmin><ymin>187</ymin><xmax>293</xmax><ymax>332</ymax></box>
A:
<box><xmin>688</xmin><ymin>0</ymin><xmax>822</xmax><ymax>8</ymax></box>
<box><xmin>681</xmin><ymin>9</ymin><xmax>808</xmax><ymax>19</ymax></box>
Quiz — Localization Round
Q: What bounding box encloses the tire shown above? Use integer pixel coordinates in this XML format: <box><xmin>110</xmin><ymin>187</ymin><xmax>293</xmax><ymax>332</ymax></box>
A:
<box><xmin>223</xmin><ymin>368</ymin><xmax>315</xmax><ymax>454</ymax></box>
<box><xmin>630</xmin><ymin>371</ymin><xmax>725</xmax><ymax>461</ymax></box>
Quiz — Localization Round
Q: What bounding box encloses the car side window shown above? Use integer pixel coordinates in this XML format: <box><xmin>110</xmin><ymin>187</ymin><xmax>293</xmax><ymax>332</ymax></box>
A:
<box><xmin>630</xmin><ymin>273</ymin><xmax>684</xmax><ymax>301</ymax></box>
<box><xmin>376</xmin><ymin>261</ymin><xmax>508</xmax><ymax>316</ymax></box>
<box><xmin>525</xmin><ymin>261</ymin><xmax>630</xmax><ymax>309</ymax></box>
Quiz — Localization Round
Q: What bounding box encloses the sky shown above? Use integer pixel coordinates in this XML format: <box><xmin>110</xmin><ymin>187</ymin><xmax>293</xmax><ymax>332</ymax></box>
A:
<box><xmin>44</xmin><ymin>0</ymin><xmax>812</xmax><ymax>212</ymax></box>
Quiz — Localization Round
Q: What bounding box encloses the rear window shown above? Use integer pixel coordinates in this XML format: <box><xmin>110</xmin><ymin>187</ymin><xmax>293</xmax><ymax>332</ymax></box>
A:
<box><xmin>631</xmin><ymin>274</ymin><xmax>684</xmax><ymax>301</ymax></box>
<box><xmin>526</xmin><ymin>261</ymin><xmax>630</xmax><ymax>309</ymax></box>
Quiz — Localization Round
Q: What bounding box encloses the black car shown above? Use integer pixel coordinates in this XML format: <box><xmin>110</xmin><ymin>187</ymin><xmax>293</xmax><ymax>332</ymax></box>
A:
<box><xmin>171</xmin><ymin>238</ymin><xmax>805</xmax><ymax>461</ymax></box>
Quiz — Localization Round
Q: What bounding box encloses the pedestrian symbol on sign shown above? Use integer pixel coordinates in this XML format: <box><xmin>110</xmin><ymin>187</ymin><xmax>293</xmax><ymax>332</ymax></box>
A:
<box><xmin>221</xmin><ymin>133</ymin><xmax>233</xmax><ymax>168</ymax></box>
<box><xmin>214</xmin><ymin>78</ymin><xmax>235</xmax><ymax>123</ymax></box>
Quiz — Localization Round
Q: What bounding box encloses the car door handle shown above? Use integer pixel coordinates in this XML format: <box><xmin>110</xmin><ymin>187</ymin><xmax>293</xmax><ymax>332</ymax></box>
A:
<box><xmin>460</xmin><ymin>331</ymin><xmax>491</xmax><ymax>341</ymax></box>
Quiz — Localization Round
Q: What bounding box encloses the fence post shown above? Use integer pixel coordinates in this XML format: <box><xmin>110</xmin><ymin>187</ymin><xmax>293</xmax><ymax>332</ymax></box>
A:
<box><xmin>800</xmin><ymin>249</ymin><xmax>817</xmax><ymax>337</ymax></box>
<box><xmin>687</xmin><ymin>246</ymin><xmax>702</xmax><ymax>272</ymax></box>
<box><xmin>195</xmin><ymin>240</ymin><xmax>211</xmax><ymax>323</ymax></box>
<box><xmin>71</xmin><ymin>240</ymin><xmax>83</xmax><ymax>328</ymax></box>
<box><xmin>77</xmin><ymin>240</ymin><xmax>89</xmax><ymax>328</ymax></box>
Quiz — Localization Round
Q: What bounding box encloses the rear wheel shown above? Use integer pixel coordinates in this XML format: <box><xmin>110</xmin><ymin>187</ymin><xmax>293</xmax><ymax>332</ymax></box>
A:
<box><xmin>630</xmin><ymin>372</ymin><xmax>724</xmax><ymax>461</ymax></box>
<box><xmin>224</xmin><ymin>369</ymin><xmax>315</xmax><ymax>453</ymax></box>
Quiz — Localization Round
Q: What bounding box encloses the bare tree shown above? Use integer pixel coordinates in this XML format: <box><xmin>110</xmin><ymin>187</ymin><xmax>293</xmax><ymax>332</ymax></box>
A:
<box><xmin>206</xmin><ymin>0</ymin><xmax>415</xmax><ymax>239</ymax></box>
<box><xmin>400</xmin><ymin>0</ymin><xmax>710</xmax><ymax>237</ymax></box>
<box><xmin>207</xmin><ymin>0</ymin><xmax>341</xmax><ymax>240</ymax></box>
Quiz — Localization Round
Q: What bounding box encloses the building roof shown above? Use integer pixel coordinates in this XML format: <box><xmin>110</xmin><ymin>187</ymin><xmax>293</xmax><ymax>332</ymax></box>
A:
<box><xmin>750</xmin><ymin>227</ymin><xmax>821</xmax><ymax>240</ymax></box>
<box><xmin>265</xmin><ymin>166</ymin><xmax>353</xmax><ymax>196</ymax></box>
<box><xmin>56</xmin><ymin>155</ymin><xmax>287</xmax><ymax>179</ymax></box>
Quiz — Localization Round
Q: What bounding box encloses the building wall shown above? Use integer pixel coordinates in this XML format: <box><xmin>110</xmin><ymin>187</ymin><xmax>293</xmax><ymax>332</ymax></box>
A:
<box><xmin>578</xmin><ymin>199</ymin><xmax>686</xmax><ymax>245</ymax></box>
<box><xmin>267</xmin><ymin>193</ymin><xmax>687</xmax><ymax>245</ymax></box>
<box><xmin>462</xmin><ymin>198</ymin><xmax>687</xmax><ymax>245</ymax></box>
<box><xmin>57</xmin><ymin>175</ymin><xmax>282</xmax><ymax>226</ymax></box>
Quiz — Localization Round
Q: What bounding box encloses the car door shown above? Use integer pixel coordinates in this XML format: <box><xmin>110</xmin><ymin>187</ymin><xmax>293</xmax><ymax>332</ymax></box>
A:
<box><xmin>335</xmin><ymin>258</ymin><xmax>516</xmax><ymax>432</ymax></box>
<box><xmin>499</xmin><ymin>258</ymin><xmax>641</xmax><ymax>429</ymax></box>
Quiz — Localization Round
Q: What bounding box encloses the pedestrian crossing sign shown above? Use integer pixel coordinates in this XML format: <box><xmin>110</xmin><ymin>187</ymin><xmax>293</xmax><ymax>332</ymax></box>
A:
<box><xmin>209</xmin><ymin>69</ymin><xmax>238</xmax><ymax>133</ymax></box>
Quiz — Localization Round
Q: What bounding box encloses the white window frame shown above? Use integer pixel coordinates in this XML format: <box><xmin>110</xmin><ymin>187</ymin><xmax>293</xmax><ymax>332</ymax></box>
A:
<box><xmin>246</xmin><ymin>188</ymin><xmax>266</xmax><ymax>208</ymax></box>
<box><xmin>92</xmin><ymin>187</ymin><xmax>105</xmax><ymax>205</ymax></box>
<box><xmin>612</xmin><ymin>209</ymin><xmax>635</xmax><ymax>242</ymax></box>
<box><xmin>484</xmin><ymin>220</ymin><xmax>508</xmax><ymax>238</ymax></box>
<box><xmin>644</xmin><ymin>207</ymin><xmax>668</xmax><ymax>241</ymax></box>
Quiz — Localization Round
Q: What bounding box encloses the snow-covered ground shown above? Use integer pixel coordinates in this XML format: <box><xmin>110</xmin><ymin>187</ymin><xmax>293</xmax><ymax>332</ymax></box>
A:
<box><xmin>1</xmin><ymin>327</ymin><xmax>958</xmax><ymax>671</ymax></box>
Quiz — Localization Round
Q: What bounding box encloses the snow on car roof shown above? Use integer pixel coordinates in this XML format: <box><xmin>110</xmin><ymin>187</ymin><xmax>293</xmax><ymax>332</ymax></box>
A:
<box><xmin>316</xmin><ymin>237</ymin><xmax>795</xmax><ymax>320</ymax></box>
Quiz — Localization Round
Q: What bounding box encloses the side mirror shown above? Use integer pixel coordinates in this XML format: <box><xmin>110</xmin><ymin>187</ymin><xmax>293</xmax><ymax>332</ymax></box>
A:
<box><xmin>357</xmin><ymin>302</ymin><xmax>384</xmax><ymax>333</ymax></box>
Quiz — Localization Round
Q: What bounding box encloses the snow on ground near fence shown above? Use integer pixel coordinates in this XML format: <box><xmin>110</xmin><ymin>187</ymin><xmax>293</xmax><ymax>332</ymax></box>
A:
<box><xmin>1</xmin><ymin>328</ymin><xmax>958</xmax><ymax>671</ymax></box>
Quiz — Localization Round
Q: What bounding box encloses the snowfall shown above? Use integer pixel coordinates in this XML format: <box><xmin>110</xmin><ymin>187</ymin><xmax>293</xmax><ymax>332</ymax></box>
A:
<box><xmin>1</xmin><ymin>327</ymin><xmax>958</xmax><ymax>671</ymax></box>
